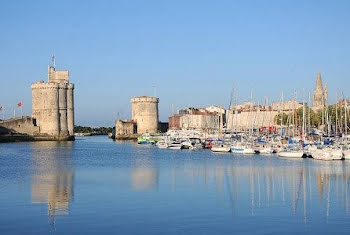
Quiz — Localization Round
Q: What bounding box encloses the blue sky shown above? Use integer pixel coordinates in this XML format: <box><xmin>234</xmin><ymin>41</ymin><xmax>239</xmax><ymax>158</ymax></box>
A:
<box><xmin>0</xmin><ymin>0</ymin><xmax>349</xmax><ymax>126</ymax></box>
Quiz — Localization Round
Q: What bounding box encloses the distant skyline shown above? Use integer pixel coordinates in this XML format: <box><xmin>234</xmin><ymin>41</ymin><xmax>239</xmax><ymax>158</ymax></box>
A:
<box><xmin>1</xmin><ymin>0</ymin><xmax>349</xmax><ymax>126</ymax></box>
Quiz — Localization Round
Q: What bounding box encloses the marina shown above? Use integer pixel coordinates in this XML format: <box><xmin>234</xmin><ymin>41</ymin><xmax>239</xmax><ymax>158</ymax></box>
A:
<box><xmin>1</xmin><ymin>1</ymin><xmax>350</xmax><ymax>234</ymax></box>
<box><xmin>2</xmin><ymin>136</ymin><xmax>350</xmax><ymax>234</ymax></box>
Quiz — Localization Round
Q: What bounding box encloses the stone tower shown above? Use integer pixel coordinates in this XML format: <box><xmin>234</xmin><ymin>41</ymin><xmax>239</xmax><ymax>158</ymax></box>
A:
<box><xmin>131</xmin><ymin>96</ymin><xmax>159</xmax><ymax>134</ymax></box>
<box><xmin>31</xmin><ymin>66</ymin><xmax>74</xmax><ymax>137</ymax></box>
<box><xmin>313</xmin><ymin>72</ymin><xmax>327</xmax><ymax>110</ymax></box>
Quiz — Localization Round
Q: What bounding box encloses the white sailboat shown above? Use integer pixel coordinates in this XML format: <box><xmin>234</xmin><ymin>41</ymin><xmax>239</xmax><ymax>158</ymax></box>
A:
<box><xmin>231</xmin><ymin>142</ymin><xmax>255</xmax><ymax>154</ymax></box>
<box><xmin>309</xmin><ymin>146</ymin><xmax>343</xmax><ymax>161</ymax></box>
<box><xmin>168</xmin><ymin>140</ymin><xmax>182</xmax><ymax>150</ymax></box>
<box><xmin>278</xmin><ymin>147</ymin><xmax>304</xmax><ymax>158</ymax></box>
<box><xmin>156</xmin><ymin>141</ymin><xmax>168</xmax><ymax>149</ymax></box>
<box><xmin>258</xmin><ymin>145</ymin><xmax>274</xmax><ymax>154</ymax></box>
<box><xmin>211</xmin><ymin>144</ymin><xmax>231</xmax><ymax>153</ymax></box>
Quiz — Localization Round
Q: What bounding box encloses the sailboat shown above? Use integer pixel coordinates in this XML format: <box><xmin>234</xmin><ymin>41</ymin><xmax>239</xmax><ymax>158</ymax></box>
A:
<box><xmin>231</xmin><ymin>142</ymin><xmax>256</xmax><ymax>154</ymax></box>
<box><xmin>278</xmin><ymin>149</ymin><xmax>304</xmax><ymax>158</ymax></box>
<box><xmin>211</xmin><ymin>144</ymin><xmax>231</xmax><ymax>153</ymax></box>
<box><xmin>212</xmin><ymin>111</ymin><xmax>231</xmax><ymax>153</ymax></box>
<box><xmin>309</xmin><ymin>145</ymin><xmax>343</xmax><ymax>161</ymax></box>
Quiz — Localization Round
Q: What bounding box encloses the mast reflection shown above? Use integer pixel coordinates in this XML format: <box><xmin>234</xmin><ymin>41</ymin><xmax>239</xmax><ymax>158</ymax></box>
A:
<box><xmin>165</xmin><ymin>156</ymin><xmax>350</xmax><ymax>220</ymax></box>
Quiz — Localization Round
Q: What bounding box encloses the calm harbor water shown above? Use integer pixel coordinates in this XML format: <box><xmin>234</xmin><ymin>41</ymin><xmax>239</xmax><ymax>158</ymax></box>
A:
<box><xmin>1</xmin><ymin>136</ymin><xmax>350</xmax><ymax>234</ymax></box>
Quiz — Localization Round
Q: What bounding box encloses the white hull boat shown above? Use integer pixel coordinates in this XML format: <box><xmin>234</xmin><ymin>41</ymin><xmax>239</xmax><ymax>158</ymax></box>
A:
<box><xmin>231</xmin><ymin>146</ymin><xmax>255</xmax><ymax>154</ymax></box>
<box><xmin>168</xmin><ymin>142</ymin><xmax>182</xmax><ymax>150</ymax></box>
<box><xmin>278</xmin><ymin>150</ymin><xmax>304</xmax><ymax>158</ymax></box>
<box><xmin>189</xmin><ymin>143</ymin><xmax>203</xmax><ymax>150</ymax></box>
<box><xmin>156</xmin><ymin>142</ymin><xmax>168</xmax><ymax>149</ymax></box>
<box><xmin>212</xmin><ymin>145</ymin><xmax>231</xmax><ymax>153</ymax></box>
<box><xmin>258</xmin><ymin>147</ymin><xmax>274</xmax><ymax>154</ymax></box>
<box><xmin>311</xmin><ymin>148</ymin><xmax>344</xmax><ymax>161</ymax></box>
<box><xmin>181</xmin><ymin>141</ymin><xmax>192</xmax><ymax>149</ymax></box>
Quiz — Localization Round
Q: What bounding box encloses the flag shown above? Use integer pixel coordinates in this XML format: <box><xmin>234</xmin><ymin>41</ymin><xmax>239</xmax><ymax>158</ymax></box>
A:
<box><xmin>0</xmin><ymin>106</ymin><xmax>2</xmax><ymax>111</ymax></box>
<box><xmin>17</xmin><ymin>102</ymin><xmax>22</xmax><ymax>107</ymax></box>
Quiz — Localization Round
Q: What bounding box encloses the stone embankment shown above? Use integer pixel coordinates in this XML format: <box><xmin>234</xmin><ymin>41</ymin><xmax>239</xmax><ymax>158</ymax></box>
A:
<box><xmin>0</xmin><ymin>117</ymin><xmax>74</xmax><ymax>143</ymax></box>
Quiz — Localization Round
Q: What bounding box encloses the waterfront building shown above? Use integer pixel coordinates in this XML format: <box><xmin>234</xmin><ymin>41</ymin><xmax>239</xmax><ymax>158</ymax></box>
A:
<box><xmin>169</xmin><ymin>107</ymin><xmax>222</xmax><ymax>134</ymax></box>
<box><xmin>226</xmin><ymin>100</ymin><xmax>302</xmax><ymax>132</ymax></box>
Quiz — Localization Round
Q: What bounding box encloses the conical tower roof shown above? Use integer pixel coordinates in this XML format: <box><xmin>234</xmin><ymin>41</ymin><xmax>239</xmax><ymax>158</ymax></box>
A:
<box><xmin>316</xmin><ymin>72</ymin><xmax>323</xmax><ymax>90</ymax></box>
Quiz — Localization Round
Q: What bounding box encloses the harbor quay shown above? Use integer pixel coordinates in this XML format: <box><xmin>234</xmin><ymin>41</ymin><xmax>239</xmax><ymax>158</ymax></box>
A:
<box><xmin>0</xmin><ymin>64</ymin><xmax>349</xmax><ymax>162</ymax></box>
<box><xmin>114</xmin><ymin>72</ymin><xmax>350</xmax><ymax>161</ymax></box>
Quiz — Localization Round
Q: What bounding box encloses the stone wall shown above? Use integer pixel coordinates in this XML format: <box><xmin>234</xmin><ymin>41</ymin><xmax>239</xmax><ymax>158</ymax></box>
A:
<box><xmin>179</xmin><ymin>114</ymin><xmax>220</xmax><ymax>133</ymax></box>
<box><xmin>226</xmin><ymin>110</ymin><xmax>279</xmax><ymax>131</ymax></box>
<box><xmin>0</xmin><ymin>117</ymin><xmax>40</xmax><ymax>135</ymax></box>
<box><xmin>115</xmin><ymin>120</ymin><xmax>137</xmax><ymax>137</ymax></box>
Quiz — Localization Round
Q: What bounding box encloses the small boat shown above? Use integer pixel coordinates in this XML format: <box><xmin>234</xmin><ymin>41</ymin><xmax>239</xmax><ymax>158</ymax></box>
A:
<box><xmin>137</xmin><ymin>136</ymin><xmax>155</xmax><ymax>145</ymax></box>
<box><xmin>231</xmin><ymin>146</ymin><xmax>255</xmax><ymax>154</ymax></box>
<box><xmin>204</xmin><ymin>139</ymin><xmax>214</xmax><ymax>149</ymax></box>
<box><xmin>308</xmin><ymin>145</ymin><xmax>344</xmax><ymax>161</ymax></box>
<box><xmin>156</xmin><ymin>141</ymin><xmax>168</xmax><ymax>149</ymax></box>
<box><xmin>137</xmin><ymin>134</ymin><xmax>161</xmax><ymax>144</ymax></box>
<box><xmin>231</xmin><ymin>142</ymin><xmax>256</xmax><ymax>154</ymax></box>
<box><xmin>168</xmin><ymin>142</ymin><xmax>182</xmax><ymax>150</ymax></box>
<box><xmin>278</xmin><ymin>149</ymin><xmax>304</xmax><ymax>158</ymax></box>
<box><xmin>211</xmin><ymin>144</ymin><xmax>231</xmax><ymax>153</ymax></box>
<box><xmin>259</xmin><ymin>146</ymin><xmax>274</xmax><ymax>154</ymax></box>
<box><xmin>311</xmin><ymin>148</ymin><xmax>343</xmax><ymax>161</ymax></box>
<box><xmin>181</xmin><ymin>139</ymin><xmax>192</xmax><ymax>149</ymax></box>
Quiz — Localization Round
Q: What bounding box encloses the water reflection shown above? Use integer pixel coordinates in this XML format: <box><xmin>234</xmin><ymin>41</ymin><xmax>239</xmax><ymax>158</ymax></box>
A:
<box><xmin>30</xmin><ymin>141</ymin><xmax>74</xmax><ymax>221</ymax></box>
<box><xmin>124</xmin><ymin>152</ymin><xmax>350</xmax><ymax>221</ymax></box>
<box><xmin>132</xmin><ymin>166</ymin><xmax>158</xmax><ymax>191</ymax></box>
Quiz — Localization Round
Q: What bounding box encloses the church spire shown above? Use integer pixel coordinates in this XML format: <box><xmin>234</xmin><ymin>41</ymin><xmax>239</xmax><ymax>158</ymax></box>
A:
<box><xmin>316</xmin><ymin>72</ymin><xmax>322</xmax><ymax>89</ymax></box>
<box><xmin>313</xmin><ymin>72</ymin><xmax>326</xmax><ymax>110</ymax></box>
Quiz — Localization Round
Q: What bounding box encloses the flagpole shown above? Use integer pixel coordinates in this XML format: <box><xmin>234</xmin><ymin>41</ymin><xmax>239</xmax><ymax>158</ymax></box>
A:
<box><xmin>21</xmin><ymin>105</ymin><xmax>23</xmax><ymax>118</ymax></box>
<box><xmin>14</xmin><ymin>108</ymin><xmax>16</xmax><ymax>119</ymax></box>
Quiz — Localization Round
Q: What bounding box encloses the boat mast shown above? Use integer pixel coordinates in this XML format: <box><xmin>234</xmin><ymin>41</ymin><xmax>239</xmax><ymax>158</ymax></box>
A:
<box><xmin>308</xmin><ymin>91</ymin><xmax>311</xmax><ymax>135</ymax></box>
<box><xmin>302</xmin><ymin>89</ymin><xmax>306</xmax><ymax>141</ymax></box>
<box><xmin>280</xmin><ymin>90</ymin><xmax>284</xmax><ymax>137</ymax></box>
<box><xmin>335</xmin><ymin>92</ymin><xmax>338</xmax><ymax>137</ymax></box>
<box><xmin>345</xmin><ymin>94</ymin><xmax>348</xmax><ymax>137</ymax></box>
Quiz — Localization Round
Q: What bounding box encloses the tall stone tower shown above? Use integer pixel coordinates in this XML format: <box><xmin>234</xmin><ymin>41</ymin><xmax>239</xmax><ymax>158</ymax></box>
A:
<box><xmin>313</xmin><ymin>72</ymin><xmax>327</xmax><ymax>110</ymax></box>
<box><xmin>31</xmin><ymin>65</ymin><xmax>75</xmax><ymax>137</ymax></box>
<box><xmin>131</xmin><ymin>96</ymin><xmax>159</xmax><ymax>134</ymax></box>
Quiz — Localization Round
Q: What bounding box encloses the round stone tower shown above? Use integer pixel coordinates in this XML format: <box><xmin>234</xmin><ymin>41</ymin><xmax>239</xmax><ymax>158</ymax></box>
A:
<box><xmin>131</xmin><ymin>96</ymin><xmax>159</xmax><ymax>134</ymax></box>
<box><xmin>31</xmin><ymin>65</ymin><xmax>74</xmax><ymax>138</ymax></box>
<box><xmin>31</xmin><ymin>82</ymin><xmax>60</xmax><ymax>136</ymax></box>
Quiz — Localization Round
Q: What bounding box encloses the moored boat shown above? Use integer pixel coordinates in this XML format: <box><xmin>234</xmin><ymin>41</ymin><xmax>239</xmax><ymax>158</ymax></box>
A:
<box><xmin>231</xmin><ymin>142</ymin><xmax>256</xmax><ymax>154</ymax></box>
<box><xmin>168</xmin><ymin>142</ymin><xmax>182</xmax><ymax>150</ymax></box>
<box><xmin>278</xmin><ymin>149</ymin><xmax>304</xmax><ymax>158</ymax></box>
<box><xmin>211</xmin><ymin>144</ymin><xmax>231</xmax><ymax>153</ymax></box>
